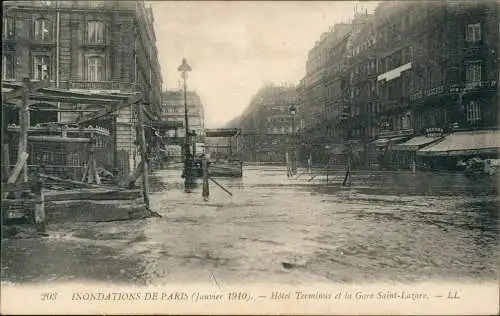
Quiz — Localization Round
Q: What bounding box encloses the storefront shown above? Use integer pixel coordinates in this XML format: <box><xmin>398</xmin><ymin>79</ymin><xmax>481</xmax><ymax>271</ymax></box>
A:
<box><xmin>392</xmin><ymin>135</ymin><xmax>443</xmax><ymax>170</ymax></box>
<box><xmin>417</xmin><ymin>129</ymin><xmax>500</xmax><ymax>171</ymax></box>
<box><xmin>367</xmin><ymin>136</ymin><xmax>410</xmax><ymax>169</ymax></box>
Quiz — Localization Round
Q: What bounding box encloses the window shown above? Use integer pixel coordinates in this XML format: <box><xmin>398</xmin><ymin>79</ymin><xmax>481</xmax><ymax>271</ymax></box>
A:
<box><xmin>466</xmin><ymin>101</ymin><xmax>481</xmax><ymax>124</ymax></box>
<box><xmin>88</xmin><ymin>21</ymin><xmax>105</xmax><ymax>44</ymax></box>
<box><xmin>3</xmin><ymin>17</ymin><xmax>15</xmax><ymax>39</ymax></box>
<box><xmin>32</xmin><ymin>56</ymin><xmax>50</xmax><ymax>80</ymax></box>
<box><xmin>466</xmin><ymin>23</ymin><xmax>481</xmax><ymax>43</ymax></box>
<box><xmin>465</xmin><ymin>61</ymin><xmax>481</xmax><ymax>87</ymax></box>
<box><xmin>401</xmin><ymin>114</ymin><xmax>411</xmax><ymax>129</ymax></box>
<box><xmin>87</xmin><ymin>56</ymin><xmax>105</xmax><ymax>81</ymax></box>
<box><xmin>403</xmin><ymin>46</ymin><xmax>412</xmax><ymax>64</ymax></box>
<box><xmin>88</xmin><ymin>1</ymin><xmax>101</xmax><ymax>7</ymax></box>
<box><xmin>34</xmin><ymin>19</ymin><xmax>51</xmax><ymax>41</ymax></box>
<box><xmin>2</xmin><ymin>53</ymin><xmax>15</xmax><ymax>80</ymax></box>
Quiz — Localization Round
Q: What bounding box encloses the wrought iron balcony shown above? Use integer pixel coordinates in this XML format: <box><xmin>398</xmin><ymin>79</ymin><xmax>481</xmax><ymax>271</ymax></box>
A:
<box><xmin>59</xmin><ymin>81</ymin><xmax>142</xmax><ymax>92</ymax></box>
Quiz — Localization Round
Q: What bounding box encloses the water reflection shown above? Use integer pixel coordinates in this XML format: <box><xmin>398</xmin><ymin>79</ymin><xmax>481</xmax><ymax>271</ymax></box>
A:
<box><xmin>1</xmin><ymin>166</ymin><xmax>498</xmax><ymax>285</ymax></box>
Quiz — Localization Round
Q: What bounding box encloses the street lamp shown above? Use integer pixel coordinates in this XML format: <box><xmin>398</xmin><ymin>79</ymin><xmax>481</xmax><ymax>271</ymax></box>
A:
<box><xmin>289</xmin><ymin>104</ymin><xmax>297</xmax><ymax>174</ymax></box>
<box><xmin>177</xmin><ymin>57</ymin><xmax>194</xmax><ymax>192</ymax></box>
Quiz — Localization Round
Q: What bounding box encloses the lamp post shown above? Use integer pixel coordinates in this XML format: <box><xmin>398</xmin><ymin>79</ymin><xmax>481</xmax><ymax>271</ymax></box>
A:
<box><xmin>289</xmin><ymin>104</ymin><xmax>297</xmax><ymax>174</ymax></box>
<box><xmin>178</xmin><ymin>57</ymin><xmax>193</xmax><ymax>192</ymax></box>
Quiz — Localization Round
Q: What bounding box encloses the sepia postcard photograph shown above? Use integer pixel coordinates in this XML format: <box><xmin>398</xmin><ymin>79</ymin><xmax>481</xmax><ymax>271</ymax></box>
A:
<box><xmin>1</xmin><ymin>0</ymin><xmax>499</xmax><ymax>314</ymax></box>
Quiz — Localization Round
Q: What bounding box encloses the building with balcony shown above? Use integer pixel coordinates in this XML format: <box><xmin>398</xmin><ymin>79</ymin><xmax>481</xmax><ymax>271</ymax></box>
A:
<box><xmin>298</xmin><ymin>22</ymin><xmax>356</xmax><ymax>165</ymax></box>
<box><xmin>161</xmin><ymin>90</ymin><xmax>205</xmax><ymax>145</ymax></box>
<box><xmin>228</xmin><ymin>83</ymin><xmax>297</xmax><ymax>163</ymax></box>
<box><xmin>2</xmin><ymin>0</ymin><xmax>163</xmax><ymax>174</ymax></box>
<box><xmin>342</xmin><ymin>1</ymin><xmax>499</xmax><ymax>169</ymax></box>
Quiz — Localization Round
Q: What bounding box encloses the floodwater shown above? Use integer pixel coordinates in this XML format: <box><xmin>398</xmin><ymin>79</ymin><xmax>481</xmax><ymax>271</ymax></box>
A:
<box><xmin>1</xmin><ymin>166</ymin><xmax>498</xmax><ymax>286</ymax></box>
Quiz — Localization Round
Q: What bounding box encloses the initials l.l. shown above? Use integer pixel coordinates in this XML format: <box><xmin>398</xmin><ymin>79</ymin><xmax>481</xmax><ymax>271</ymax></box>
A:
<box><xmin>447</xmin><ymin>291</ymin><xmax>460</xmax><ymax>299</ymax></box>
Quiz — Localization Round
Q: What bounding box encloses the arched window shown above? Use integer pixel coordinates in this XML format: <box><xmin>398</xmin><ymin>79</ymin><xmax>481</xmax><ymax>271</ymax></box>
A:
<box><xmin>87</xmin><ymin>56</ymin><xmax>105</xmax><ymax>81</ymax></box>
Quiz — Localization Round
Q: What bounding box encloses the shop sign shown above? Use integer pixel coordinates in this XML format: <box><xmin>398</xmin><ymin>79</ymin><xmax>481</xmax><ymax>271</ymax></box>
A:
<box><xmin>410</xmin><ymin>80</ymin><xmax>496</xmax><ymax>101</ymax></box>
<box><xmin>425</xmin><ymin>127</ymin><xmax>444</xmax><ymax>137</ymax></box>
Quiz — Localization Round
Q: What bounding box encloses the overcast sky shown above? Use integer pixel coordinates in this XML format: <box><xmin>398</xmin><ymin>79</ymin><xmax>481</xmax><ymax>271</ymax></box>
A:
<box><xmin>150</xmin><ymin>1</ymin><xmax>379</xmax><ymax>128</ymax></box>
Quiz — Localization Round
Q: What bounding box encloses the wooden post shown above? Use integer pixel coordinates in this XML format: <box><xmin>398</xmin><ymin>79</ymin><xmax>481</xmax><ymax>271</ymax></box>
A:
<box><xmin>326</xmin><ymin>164</ymin><xmax>329</xmax><ymax>183</ymax></box>
<box><xmin>2</xmin><ymin>144</ymin><xmax>10</xmax><ymax>181</ymax></box>
<box><xmin>92</xmin><ymin>153</ymin><xmax>100</xmax><ymax>185</ymax></box>
<box><xmin>19</xmin><ymin>78</ymin><xmax>30</xmax><ymax>182</ymax></box>
<box><xmin>209</xmin><ymin>177</ymin><xmax>233</xmax><ymax>197</ymax></box>
<box><xmin>412</xmin><ymin>152</ymin><xmax>416</xmax><ymax>173</ymax></box>
<box><xmin>33</xmin><ymin>174</ymin><xmax>46</xmax><ymax>232</ymax></box>
<box><xmin>4</xmin><ymin>152</ymin><xmax>29</xmax><ymax>198</ymax></box>
<box><xmin>137</xmin><ymin>103</ymin><xmax>150</xmax><ymax>208</ymax></box>
<box><xmin>125</xmin><ymin>160</ymin><xmax>144</xmax><ymax>188</ymax></box>
<box><xmin>202</xmin><ymin>157</ymin><xmax>209</xmax><ymax>201</ymax></box>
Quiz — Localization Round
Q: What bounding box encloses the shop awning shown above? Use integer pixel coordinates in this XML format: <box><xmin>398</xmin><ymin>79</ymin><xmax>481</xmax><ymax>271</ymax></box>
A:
<box><xmin>392</xmin><ymin>136</ymin><xmax>442</xmax><ymax>151</ymax></box>
<box><xmin>371</xmin><ymin>136</ymin><xmax>409</xmax><ymax>147</ymax></box>
<box><xmin>417</xmin><ymin>130</ymin><xmax>500</xmax><ymax>156</ymax></box>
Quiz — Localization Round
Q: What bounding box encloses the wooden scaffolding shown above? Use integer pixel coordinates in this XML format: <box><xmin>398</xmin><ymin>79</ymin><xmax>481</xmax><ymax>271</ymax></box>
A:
<box><xmin>1</xmin><ymin>78</ymin><xmax>154</xmax><ymax>230</ymax></box>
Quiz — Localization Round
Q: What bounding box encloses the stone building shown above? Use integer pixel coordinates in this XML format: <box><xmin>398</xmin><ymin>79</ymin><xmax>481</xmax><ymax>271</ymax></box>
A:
<box><xmin>298</xmin><ymin>22</ymin><xmax>356</xmax><ymax>164</ymax></box>
<box><xmin>338</xmin><ymin>1</ymin><xmax>499</xmax><ymax>169</ymax></box>
<box><xmin>2</xmin><ymin>0</ymin><xmax>163</xmax><ymax>173</ymax></box>
<box><xmin>161</xmin><ymin>90</ymin><xmax>205</xmax><ymax>144</ymax></box>
<box><xmin>229</xmin><ymin>83</ymin><xmax>297</xmax><ymax>163</ymax></box>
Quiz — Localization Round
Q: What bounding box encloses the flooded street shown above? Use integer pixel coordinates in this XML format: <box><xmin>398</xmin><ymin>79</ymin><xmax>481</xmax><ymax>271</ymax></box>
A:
<box><xmin>2</xmin><ymin>166</ymin><xmax>498</xmax><ymax>286</ymax></box>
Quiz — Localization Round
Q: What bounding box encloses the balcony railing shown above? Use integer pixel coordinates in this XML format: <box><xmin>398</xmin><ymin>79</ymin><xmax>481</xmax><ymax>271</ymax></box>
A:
<box><xmin>59</xmin><ymin>81</ymin><xmax>142</xmax><ymax>92</ymax></box>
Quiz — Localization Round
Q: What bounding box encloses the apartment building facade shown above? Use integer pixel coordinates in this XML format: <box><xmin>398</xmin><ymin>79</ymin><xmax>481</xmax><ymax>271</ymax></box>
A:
<box><xmin>228</xmin><ymin>84</ymin><xmax>297</xmax><ymax>163</ymax></box>
<box><xmin>161</xmin><ymin>90</ymin><xmax>205</xmax><ymax>144</ymax></box>
<box><xmin>338</xmin><ymin>1</ymin><xmax>499</xmax><ymax>169</ymax></box>
<box><xmin>298</xmin><ymin>21</ymin><xmax>360</xmax><ymax>164</ymax></box>
<box><xmin>2</xmin><ymin>0</ymin><xmax>163</xmax><ymax>172</ymax></box>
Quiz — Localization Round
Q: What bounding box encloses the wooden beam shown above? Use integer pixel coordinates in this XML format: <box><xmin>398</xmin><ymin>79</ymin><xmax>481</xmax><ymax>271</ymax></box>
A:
<box><xmin>2</xmin><ymin>144</ymin><xmax>10</xmax><ymax>181</ymax></box>
<box><xmin>92</xmin><ymin>155</ymin><xmax>101</xmax><ymax>185</ymax></box>
<box><xmin>39</xmin><ymin>173</ymin><xmax>112</xmax><ymax>189</ymax></box>
<box><xmin>1</xmin><ymin>99</ymin><xmax>57</xmax><ymax>109</ymax></box>
<box><xmin>2</xmin><ymin>181</ymin><xmax>34</xmax><ymax>193</ymax></box>
<box><xmin>2</xmin><ymin>88</ymin><xmax>24</xmax><ymax>103</ymax></box>
<box><xmin>44</xmin><ymin>189</ymin><xmax>142</xmax><ymax>202</ymax></box>
<box><xmin>29</xmin><ymin>94</ymin><xmax>121</xmax><ymax>105</ymax></box>
<box><xmin>2</xmin><ymin>198</ymin><xmax>37</xmax><ymax>209</ymax></box>
<box><xmin>137</xmin><ymin>103</ymin><xmax>150</xmax><ymax>208</ymax></box>
<box><xmin>19</xmin><ymin>78</ymin><xmax>30</xmax><ymax>182</ymax></box>
<box><xmin>29</xmin><ymin>108</ymin><xmax>101</xmax><ymax>112</ymax></box>
<box><xmin>125</xmin><ymin>160</ymin><xmax>144</xmax><ymax>188</ymax></box>
<box><xmin>75</xmin><ymin>93</ymin><xmax>142</xmax><ymax>125</ymax></box>
<box><xmin>2</xmin><ymin>78</ymin><xmax>51</xmax><ymax>102</ymax></box>
<box><xmin>38</xmin><ymin>88</ymin><xmax>132</xmax><ymax>102</ymax></box>
<box><xmin>4</xmin><ymin>152</ymin><xmax>29</xmax><ymax>198</ymax></box>
<box><xmin>28</xmin><ymin>136</ymin><xmax>91</xmax><ymax>143</ymax></box>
